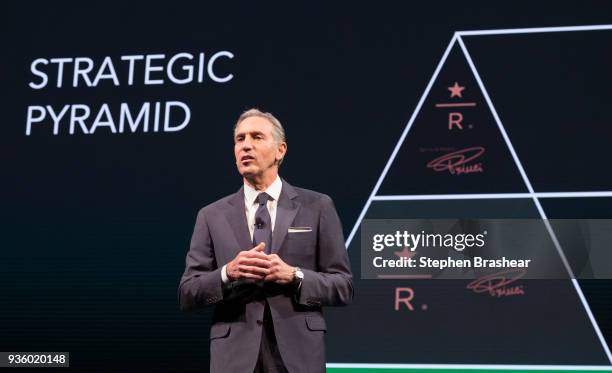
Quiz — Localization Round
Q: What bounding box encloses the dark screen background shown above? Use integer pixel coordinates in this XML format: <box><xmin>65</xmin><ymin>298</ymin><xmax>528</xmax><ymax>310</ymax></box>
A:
<box><xmin>2</xmin><ymin>2</ymin><xmax>612</xmax><ymax>371</ymax></box>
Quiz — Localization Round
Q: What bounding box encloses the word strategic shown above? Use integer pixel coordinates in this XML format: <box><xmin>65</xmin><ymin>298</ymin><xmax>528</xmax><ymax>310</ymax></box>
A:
<box><xmin>25</xmin><ymin>51</ymin><xmax>234</xmax><ymax>136</ymax></box>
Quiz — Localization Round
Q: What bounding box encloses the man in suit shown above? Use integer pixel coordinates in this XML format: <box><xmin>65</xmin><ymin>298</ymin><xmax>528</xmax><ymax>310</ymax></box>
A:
<box><xmin>178</xmin><ymin>108</ymin><xmax>353</xmax><ymax>373</ymax></box>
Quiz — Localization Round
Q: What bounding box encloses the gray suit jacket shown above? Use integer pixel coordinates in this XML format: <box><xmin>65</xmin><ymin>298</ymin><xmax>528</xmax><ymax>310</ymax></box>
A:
<box><xmin>179</xmin><ymin>180</ymin><xmax>353</xmax><ymax>373</ymax></box>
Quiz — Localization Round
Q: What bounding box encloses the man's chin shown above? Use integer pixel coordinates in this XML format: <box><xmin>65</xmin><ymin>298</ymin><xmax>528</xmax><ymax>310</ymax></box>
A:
<box><xmin>238</xmin><ymin>167</ymin><xmax>258</xmax><ymax>178</ymax></box>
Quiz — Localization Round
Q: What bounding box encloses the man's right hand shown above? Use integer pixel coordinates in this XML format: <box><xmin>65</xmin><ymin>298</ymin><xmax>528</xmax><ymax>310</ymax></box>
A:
<box><xmin>226</xmin><ymin>243</ymin><xmax>271</xmax><ymax>281</ymax></box>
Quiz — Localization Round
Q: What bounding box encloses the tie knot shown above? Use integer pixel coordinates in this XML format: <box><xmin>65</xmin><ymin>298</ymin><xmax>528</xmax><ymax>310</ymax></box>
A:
<box><xmin>256</xmin><ymin>192</ymin><xmax>271</xmax><ymax>206</ymax></box>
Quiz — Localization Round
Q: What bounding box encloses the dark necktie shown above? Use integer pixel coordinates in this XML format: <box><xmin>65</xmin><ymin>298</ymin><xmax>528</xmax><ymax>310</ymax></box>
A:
<box><xmin>253</xmin><ymin>192</ymin><xmax>273</xmax><ymax>254</ymax></box>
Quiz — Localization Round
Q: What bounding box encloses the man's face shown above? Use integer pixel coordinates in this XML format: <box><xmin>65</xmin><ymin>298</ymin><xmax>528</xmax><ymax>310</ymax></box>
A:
<box><xmin>234</xmin><ymin>116</ymin><xmax>286</xmax><ymax>179</ymax></box>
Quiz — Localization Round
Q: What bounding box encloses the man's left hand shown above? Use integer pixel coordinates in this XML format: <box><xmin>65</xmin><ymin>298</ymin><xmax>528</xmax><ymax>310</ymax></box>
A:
<box><xmin>264</xmin><ymin>254</ymin><xmax>295</xmax><ymax>284</ymax></box>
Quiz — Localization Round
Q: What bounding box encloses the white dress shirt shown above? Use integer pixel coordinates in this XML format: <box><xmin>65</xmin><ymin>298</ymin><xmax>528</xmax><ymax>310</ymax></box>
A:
<box><xmin>221</xmin><ymin>175</ymin><xmax>282</xmax><ymax>283</ymax></box>
<box><xmin>244</xmin><ymin>175</ymin><xmax>282</xmax><ymax>241</ymax></box>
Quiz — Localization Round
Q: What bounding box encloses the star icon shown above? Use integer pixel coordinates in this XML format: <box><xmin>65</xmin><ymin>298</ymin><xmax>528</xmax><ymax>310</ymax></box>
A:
<box><xmin>448</xmin><ymin>82</ymin><xmax>465</xmax><ymax>98</ymax></box>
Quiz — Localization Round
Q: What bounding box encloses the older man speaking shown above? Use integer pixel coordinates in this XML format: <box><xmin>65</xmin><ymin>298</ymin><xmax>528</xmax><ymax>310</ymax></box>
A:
<box><xmin>179</xmin><ymin>108</ymin><xmax>353</xmax><ymax>373</ymax></box>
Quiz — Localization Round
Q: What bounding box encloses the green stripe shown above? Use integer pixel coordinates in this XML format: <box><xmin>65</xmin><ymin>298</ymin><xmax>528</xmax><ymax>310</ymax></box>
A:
<box><xmin>327</xmin><ymin>369</ymin><xmax>612</xmax><ymax>373</ymax></box>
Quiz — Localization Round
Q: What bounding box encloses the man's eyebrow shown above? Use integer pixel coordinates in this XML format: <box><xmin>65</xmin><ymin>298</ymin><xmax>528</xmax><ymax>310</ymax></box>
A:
<box><xmin>235</xmin><ymin>130</ymin><xmax>265</xmax><ymax>138</ymax></box>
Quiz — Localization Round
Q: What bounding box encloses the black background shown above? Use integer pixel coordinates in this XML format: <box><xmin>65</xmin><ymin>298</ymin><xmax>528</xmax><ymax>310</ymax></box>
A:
<box><xmin>3</xmin><ymin>1</ymin><xmax>612</xmax><ymax>371</ymax></box>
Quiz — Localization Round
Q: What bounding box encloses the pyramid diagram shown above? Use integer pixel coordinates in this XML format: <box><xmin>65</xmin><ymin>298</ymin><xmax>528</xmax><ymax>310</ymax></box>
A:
<box><xmin>327</xmin><ymin>26</ymin><xmax>612</xmax><ymax>370</ymax></box>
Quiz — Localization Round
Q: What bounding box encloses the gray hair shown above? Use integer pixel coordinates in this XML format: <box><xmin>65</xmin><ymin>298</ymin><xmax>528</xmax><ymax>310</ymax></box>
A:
<box><xmin>234</xmin><ymin>108</ymin><xmax>286</xmax><ymax>144</ymax></box>
<box><xmin>234</xmin><ymin>108</ymin><xmax>287</xmax><ymax>165</ymax></box>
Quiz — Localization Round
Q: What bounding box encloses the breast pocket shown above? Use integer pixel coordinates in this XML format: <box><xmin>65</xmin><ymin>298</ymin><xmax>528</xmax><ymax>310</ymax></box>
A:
<box><xmin>286</xmin><ymin>230</ymin><xmax>316</xmax><ymax>248</ymax></box>
<box><xmin>284</xmin><ymin>230</ymin><xmax>317</xmax><ymax>264</ymax></box>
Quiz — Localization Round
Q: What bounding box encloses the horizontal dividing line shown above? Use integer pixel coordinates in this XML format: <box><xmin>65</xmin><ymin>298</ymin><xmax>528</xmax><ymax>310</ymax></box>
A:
<box><xmin>373</xmin><ymin>191</ymin><xmax>612</xmax><ymax>201</ymax></box>
<box><xmin>435</xmin><ymin>102</ymin><xmax>477</xmax><ymax>107</ymax></box>
<box><xmin>376</xmin><ymin>274</ymin><xmax>433</xmax><ymax>279</ymax></box>
<box><xmin>457</xmin><ymin>24</ymin><xmax>612</xmax><ymax>36</ymax></box>
<box><xmin>327</xmin><ymin>363</ymin><xmax>612</xmax><ymax>370</ymax></box>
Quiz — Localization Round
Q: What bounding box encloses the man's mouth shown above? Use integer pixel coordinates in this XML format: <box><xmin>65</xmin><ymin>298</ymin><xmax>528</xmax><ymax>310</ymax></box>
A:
<box><xmin>241</xmin><ymin>155</ymin><xmax>255</xmax><ymax>164</ymax></box>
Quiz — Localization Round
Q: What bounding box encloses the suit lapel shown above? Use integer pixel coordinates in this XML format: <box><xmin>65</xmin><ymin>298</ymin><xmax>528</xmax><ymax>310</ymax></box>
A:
<box><xmin>225</xmin><ymin>187</ymin><xmax>253</xmax><ymax>256</ymax></box>
<box><xmin>272</xmin><ymin>180</ymin><xmax>300</xmax><ymax>254</ymax></box>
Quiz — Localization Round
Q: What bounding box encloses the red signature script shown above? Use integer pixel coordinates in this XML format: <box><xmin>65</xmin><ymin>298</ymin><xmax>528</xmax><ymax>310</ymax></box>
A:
<box><xmin>427</xmin><ymin>146</ymin><xmax>484</xmax><ymax>175</ymax></box>
<box><xmin>467</xmin><ymin>269</ymin><xmax>526</xmax><ymax>297</ymax></box>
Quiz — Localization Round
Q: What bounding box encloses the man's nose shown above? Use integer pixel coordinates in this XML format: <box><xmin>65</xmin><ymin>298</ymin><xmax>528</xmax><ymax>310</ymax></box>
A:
<box><xmin>242</xmin><ymin>136</ymin><xmax>253</xmax><ymax>149</ymax></box>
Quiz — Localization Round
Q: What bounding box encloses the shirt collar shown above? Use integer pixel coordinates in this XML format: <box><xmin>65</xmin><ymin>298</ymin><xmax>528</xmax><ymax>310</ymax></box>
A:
<box><xmin>244</xmin><ymin>175</ymin><xmax>282</xmax><ymax>205</ymax></box>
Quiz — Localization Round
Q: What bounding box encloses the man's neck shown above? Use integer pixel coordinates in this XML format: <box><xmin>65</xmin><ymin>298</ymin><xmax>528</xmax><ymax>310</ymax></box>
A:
<box><xmin>244</xmin><ymin>171</ymin><xmax>278</xmax><ymax>191</ymax></box>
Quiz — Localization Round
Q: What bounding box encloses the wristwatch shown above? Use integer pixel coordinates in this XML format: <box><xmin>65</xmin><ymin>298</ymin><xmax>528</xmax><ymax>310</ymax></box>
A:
<box><xmin>293</xmin><ymin>267</ymin><xmax>304</xmax><ymax>284</ymax></box>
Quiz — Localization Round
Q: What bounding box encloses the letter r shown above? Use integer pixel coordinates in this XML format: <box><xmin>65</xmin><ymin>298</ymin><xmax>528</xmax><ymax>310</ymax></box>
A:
<box><xmin>395</xmin><ymin>287</ymin><xmax>414</xmax><ymax>311</ymax></box>
<box><xmin>448</xmin><ymin>112</ymin><xmax>463</xmax><ymax>130</ymax></box>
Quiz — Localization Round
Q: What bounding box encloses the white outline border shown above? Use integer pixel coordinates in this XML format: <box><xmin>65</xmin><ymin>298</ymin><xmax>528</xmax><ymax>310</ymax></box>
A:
<box><xmin>373</xmin><ymin>191</ymin><xmax>612</xmax><ymax>200</ymax></box>
<box><xmin>457</xmin><ymin>24</ymin><xmax>612</xmax><ymax>36</ymax></box>
<box><xmin>335</xmin><ymin>23</ymin><xmax>612</xmax><ymax>370</ymax></box>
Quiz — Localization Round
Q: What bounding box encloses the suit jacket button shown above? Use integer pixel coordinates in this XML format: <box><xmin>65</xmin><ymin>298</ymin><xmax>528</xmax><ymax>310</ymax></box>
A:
<box><xmin>256</xmin><ymin>319</ymin><xmax>263</xmax><ymax>325</ymax></box>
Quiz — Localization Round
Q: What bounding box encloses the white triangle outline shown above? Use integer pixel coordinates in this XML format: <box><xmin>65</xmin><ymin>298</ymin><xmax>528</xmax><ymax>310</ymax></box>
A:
<box><xmin>341</xmin><ymin>27</ymin><xmax>612</xmax><ymax>367</ymax></box>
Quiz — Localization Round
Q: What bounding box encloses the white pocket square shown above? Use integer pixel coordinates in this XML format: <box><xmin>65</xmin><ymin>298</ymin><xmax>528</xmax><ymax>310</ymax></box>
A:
<box><xmin>288</xmin><ymin>227</ymin><xmax>312</xmax><ymax>233</ymax></box>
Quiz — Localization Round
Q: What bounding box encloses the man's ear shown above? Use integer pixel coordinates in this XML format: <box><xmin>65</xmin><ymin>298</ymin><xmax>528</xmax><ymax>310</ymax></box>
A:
<box><xmin>276</xmin><ymin>142</ymin><xmax>287</xmax><ymax>161</ymax></box>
